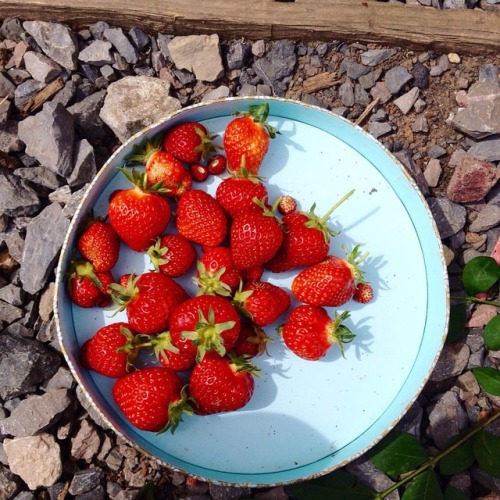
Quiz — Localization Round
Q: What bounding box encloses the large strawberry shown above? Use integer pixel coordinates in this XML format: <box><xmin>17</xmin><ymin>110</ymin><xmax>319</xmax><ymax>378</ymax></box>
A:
<box><xmin>169</xmin><ymin>295</ymin><xmax>241</xmax><ymax>362</ymax></box>
<box><xmin>281</xmin><ymin>306</ymin><xmax>355</xmax><ymax>360</ymax></box>
<box><xmin>223</xmin><ymin>102</ymin><xmax>278</xmax><ymax>176</ymax></box>
<box><xmin>80</xmin><ymin>322</ymin><xmax>139</xmax><ymax>378</ymax></box>
<box><xmin>230</xmin><ymin>198</ymin><xmax>284</xmax><ymax>269</ymax></box>
<box><xmin>266</xmin><ymin>190</ymin><xmax>354</xmax><ymax>273</ymax></box>
<box><xmin>291</xmin><ymin>246</ymin><xmax>368</xmax><ymax>307</ymax></box>
<box><xmin>126</xmin><ymin>135</ymin><xmax>192</xmax><ymax>197</ymax></box>
<box><xmin>108</xmin><ymin>169</ymin><xmax>171</xmax><ymax>252</ymax></box>
<box><xmin>189</xmin><ymin>353</ymin><xmax>259</xmax><ymax>415</ymax></box>
<box><xmin>176</xmin><ymin>189</ymin><xmax>228</xmax><ymax>247</ymax></box>
<box><xmin>112</xmin><ymin>366</ymin><xmax>192</xmax><ymax>432</ymax></box>
<box><xmin>147</xmin><ymin>235</ymin><xmax>197</xmax><ymax>278</ymax></box>
<box><xmin>163</xmin><ymin>121</ymin><xmax>215</xmax><ymax>164</ymax></box>
<box><xmin>234</xmin><ymin>281</ymin><xmax>290</xmax><ymax>327</ymax></box>
<box><xmin>67</xmin><ymin>259</ymin><xmax>114</xmax><ymax>308</ymax></box>
<box><xmin>215</xmin><ymin>170</ymin><xmax>268</xmax><ymax>219</ymax></box>
<box><xmin>110</xmin><ymin>272</ymin><xmax>188</xmax><ymax>335</ymax></box>
<box><xmin>77</xmin><ymin>214</ymin><xmax>120</xmax><ymax>272</ymax></box>
<box><xmin>193</xmin><ymin>246</ymin><xmax>241</xmax><ymax>297</ymax></box>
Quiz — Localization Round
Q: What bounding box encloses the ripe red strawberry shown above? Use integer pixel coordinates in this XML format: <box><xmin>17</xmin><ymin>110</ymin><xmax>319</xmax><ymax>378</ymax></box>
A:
<box><xmin>108</xmin><ymin>169</ymin><xmax>171</xmax><ymax>252</ymax></box>
<box><xmin>215</xmin><ymin>172</ymin><xmax>268</xmax><ymax>219</ymax></box>
<box><xmin>110</xmin><ymin>272</ymin><xmax>188</xmax><ymax>335</ymax></box>
<box><xmin>80</xmin><ymin>322</ymin><xmax>139</xmax><ymax>378</ymax></box>
<box><xmin>146</xmin><ymin>331</ymin><xmax>196</xmax><ymax>372</ymax></box>
<box><xmin>112</xmin><ymin>366</ymin><xmax>192</xmax><ymax>432</ymax></box>
<box><xmin>67</xmin><ymin>260</ymin><xmax>114</xmax><ymax>308</ymax></box>
<box><xmin>147</xmin><ymin>235</ymin><xmax>196</xmax><ymax>278</ymax></box>
<box><xmin>278</xmin><ymin>195</ymin><xmax>297</xmax><ymax>216</ymax></box>
<box><xmin>163</xmin><ymin>121</ymin><xmax>215</xmax><ymax>164</ymax></box>
<box><xmin>230</xmin><ymin>199</ymin><xmax>284</xmax><ymax>270</ymax></box>
<box><xmin>189</xmin><ymin>353</ymin><xmax>259</xmax><ymax>415</ymax></box>
<box><xmin>176</xmin><ymin>189</ymin><xmax>228</xmax><ymax>247</ymax></box>
<box><xmin>353</xmin><ymin>283</ymin><xmax>374</xmax><ymax>304</ymax></box>
<box><xmin>193</xmin><ymin>246</ymin><xmax>241</xmax><ymax>297</ymax></box>
<box><xmin>223</xmin><ymin>102</ymin><xmax>278</xmax><ymax>176</ymax></box>
<box><xmin>231</xmin><ymin>322</ymin><xmax>271</xmax><ymax>358</ymax></box>
<box><xmin>281</xmin><ymin>306</ymin><xmax>355</xmax><ymax>361</ymax></box>
<box><xmin>126</xmin><ymin>136</ymin><xmax>192</xmax><ymax>197</ymax></box>
<box><xmin>190</xmin><ymin>163</ymin><xmax>209</xmax><ymax>182</ymax></box>
<box><xmin>291</xmin><ymin>246</ymin><xmax>368</xmax><ymax>307</ymax></box>
<box><xmin>266</xmin><ymin>190</ymin><xmax>354</xmax><ymax>273</ymax></box>
<box><xmin>239</xmin><ymin>266</ymin><xmax>264</xmax><ymax>283</ymax></box>
<box><xmin>77</xmin><ymin>215</ymin><xmax>120</xmax><ymax>272</ymax></box>
<box><xmin>169</xmin><ymin>295</ymin><xmax>241</xmax><ymax>362</ymax></box>
<box><xmin>234</xmin><ymin>281</ymin><xmax>290</xmax><ymax>327</ymax></box>
<box><xmin>207</xmin><ymin>154</ymin><xmax>227</xmax><ymax>175</ymax></box>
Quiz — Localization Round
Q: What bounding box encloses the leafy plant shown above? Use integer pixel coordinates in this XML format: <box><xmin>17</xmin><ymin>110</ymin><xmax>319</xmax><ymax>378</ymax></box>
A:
<box><xmin>288</xmin><ymin>255</ymin><xmax>500</xmax><ymax>499</ymax></box>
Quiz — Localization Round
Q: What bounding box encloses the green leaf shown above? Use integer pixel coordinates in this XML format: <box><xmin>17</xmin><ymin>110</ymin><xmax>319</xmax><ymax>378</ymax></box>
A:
<box><xmin>369</xmin><ymin>432</ymin><xmax>428</xmax><ymax>476</ymax></box>
<box><xmin>443</xmin><ymin>485</ymin><xmax>470</xmax><ymax>500</ymax></box>
<box><xmin>401</xmin><ymin>470</ymin><xmax>443</xmax><ymax>500</ymax></box>
<box><xmin>287</xmin><ymin>470</ymin><xmax>376</xmax><ymax>499</ymax></box>
<box><xmin>484</xmin><ymin>315</ymin><xmax>500</xmax><ymax>351</ymax></box>
<box><xmin>473</xmin><ymin>430</ymin><xmax>500</xmax><ymax>478</ymax></box>
<box><xmin>462</xmin><ymin>256</ymin><xmax>500</xmax><ymax>295</ymax></box>
<box><xmin>438</xmin><ymin>433</ymin><xmax>475</xmax><ymax>475</ymax></box>
<box><xmin>473</xmin><ymin>367</ymin><xmax>500</xmax><ymax>397</ymax></box>
<box><xmin>446</xmin><ymin>303</ymin><xmax>467</xmax><ymax>344</ymax></box>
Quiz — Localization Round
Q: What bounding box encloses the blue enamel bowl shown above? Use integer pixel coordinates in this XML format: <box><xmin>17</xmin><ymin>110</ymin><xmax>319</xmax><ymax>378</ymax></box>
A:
<box><xmin>55</xmin><ymin>96</ymin><xmax>449</xmax><ymax>487</ymax></box>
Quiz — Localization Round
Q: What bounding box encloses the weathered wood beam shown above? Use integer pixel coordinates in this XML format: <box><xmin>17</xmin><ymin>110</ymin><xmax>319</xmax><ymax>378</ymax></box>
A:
<box><xmin>0</xmin><ymin>0</ymin><xmax>499</xmax><ymax>54</ymax></box>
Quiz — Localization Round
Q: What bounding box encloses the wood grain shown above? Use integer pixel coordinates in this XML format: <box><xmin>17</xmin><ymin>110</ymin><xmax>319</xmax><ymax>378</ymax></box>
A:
<box><xmin>0</xmin><ymin>0</ymin><xmax>499</xmax><ymax>54</ymax></box>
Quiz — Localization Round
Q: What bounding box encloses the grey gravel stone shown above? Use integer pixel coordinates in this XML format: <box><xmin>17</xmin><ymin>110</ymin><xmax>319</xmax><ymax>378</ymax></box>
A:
<box><xmin>0</xmin><ymin>464</ymin><xmax>19</xmax><ymax>500</ymax></box>
<box><xmin>0</xmin><ymin>73</ymin><xmax>16</xmax><ymax>99</ymax></box>
<box><xmin>104</xmin><ymin>27</ymin><xmax>138</xmax><ymax>64</ymax></box>
<box><xmin>393</xmin><ymin>86</ymin><xmax>419</xmax><ymax>114</ymax></box>
<box><xmin>0</xmin><ymin>168</ymin><xmax>41</xmax><ymax>217</ymax></box>
<box><xmin>358</xmin><ymin>68</ymin><xmax>383</xmax><ymax>90</ymax></box>
<box><xmin>339</xmin><ymin>81</ymin><xmax>355</xmax><ymax>107</ymax></box>
<box><xmin>427</xmin><ymin>197</ymin><xmax>467</xmax><ymax>239</ymax></box>
<box><xmin>78</xmin><ymin>40</ymin><xmax>114</xmax><ymax>66</ymax></box>
<box><xmin>13</xmin><ymin>166</ymin><xmax>62</xmax><ymax>193</ymax></box>
<box><xmin>468</xmin><ymin>204</ymin><xmax>500</xmax><ymax>232</ymax></box>
<box><xmin>384</xmin><ymin>66</ymin><xmax>413</xmax><ymax>94</ymax></box>
<box><xmin>361</xmin><ymin>48</ymin><xmax>396</xmax><ymax>67</ymax></box>
<box><xmin>467</xmin><ymin>135</ymin><xmax>500</xmax><ymax>161</ymax></box>
<box><xmin>428</xmin><ymin>144</ymin><xmax>447</xmax><ymax>158</ymax></box>
<box><xmin>23</xmin><ymin>51</ymin><xmax>62</xmax><ymax>83</ymax></box>
<box><xmin>411</xmin><ymin>61</ymin><xmax>430</xmax><ymax>89</ymax></box>
<box><xmin>368</xmin><ymin>121</ymin><xmax>392</xmax><ymax>139</ymax></box>
<box><xmin>68</xmin><ymin>139</ymin><xmax>97</xmax><ymax>188</ymax></box>
<box><xmin>430</xmin><ymin>343</ymin><xmax>470</xmax><ymax>382</ymax></box>
<box><xmin>0</xmin><ymin>121</ymin><xmax>23</xmax><ymax>153</ymax></box>
<box><xmin>69</xmin><ymin>467</ymin><xmax>104</xmax><ymax>495</ymax></box>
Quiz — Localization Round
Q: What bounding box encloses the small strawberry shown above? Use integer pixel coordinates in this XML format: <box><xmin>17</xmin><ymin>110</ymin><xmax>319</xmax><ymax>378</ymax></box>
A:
<box><xmin>163</xmin><ymin>121</ymin><xmax>216</xmax><ymax>164</ymax></box>
<box><xmin>189</xmin><ymin>353</ymin><xmax>259</xmax><ymax>415</ymax></box>
<box><xmin>110</xmin><ymin>272</ymin><xmax>188</xmax><ymax>335</ymax></box>
<box><xmin>80</xmin><ymin>322</ymin><xmax>139</xmax><ymax>378</ymax></box>
<box><xmin>112</xmin><ymin>366</ymin><xmax>193</xmax><ymax>432</ymax></box>
<box><xmin>353</xmin><ymin>282</ymin><xmax>374</xmax><ymax>304</ymax></box>
<box><xmin>281</xmin><ymin>306</ymin><xmax>355</xmax><ymax>361</ymax></box>
<box><xmin>230</xmin><ymin>198</ymin><xmax>284</xmax><ymax>270</ymax></box>
<box><xmin>215</xmin><ymin>170</ymin><xmax>268</xmax><ymax>219</ymax></box>
<box><xmin>169</xmin><ymin>295</ymin><xmax>241</xmax><ymax>362</ymax></box>
<box><xmin>126</xmin><ymin>135</ymin><xmax>192</xmax><ymax>197</ymax></box>
<box><xmin>193</xmin><ymin>246</ymin><xmax>241</xmax><ymax>297</ymax></box>
<box><xmin>147</xmin><ymin>235</ymin><xmax>197</xmax><ymax>278</ymax></box>
<box><xmin>278</xmin><ymin>195</ymin><xmax>297</xmax><ymax>216</ymax></box>
<box><xmin>77</xmin><ymin>213</ymin><xmax>120</xmax><ymax>272</ymax></box>
<box><xmin>291</xmin><ymin>245</ymin><xmax>368</xmax><ymax>307</ymax></box>
<box><xmin>176</xmin><ymin>190</ymin><xmax>228</xmax><ymax>247</ymax></box>
<box><xmin>190</xmin><ymin>163</ymin><xmax>209</xmax><ymax>183</ymax></box>
<box><xmin>223</xmin><ymin>102</ymin><xmax>278</xmax><ymax>176</ymax></box>
<box><xmin>266</xmin><ymin>190</ymin><xmax>354</xmax><ymax>273</ymax></box>
<box><xmin>67</xmin><ymin>259</ymin><xmax>114</xmax><ymax>308</ymax></box>
<box><xmin>108</xmin><ymin>169</ymin><xmax>171</xmax><ymax>252</ymax></box>
<box><xmin>207</xmin><ymin>154</ymin><xmax>227</xmax><ymax>175</ymax></box>
<box><xmin>234</xmin><ymin>281</ymin><xmax>290</xmax><ymax>327</ymax></box>
<box><xmin>143</xmin><ymin>331</ymin><xmax>196</xmax><ymax>372</ymax></box>
<box><xmin>231</xmin><ymin>322</ymin><xmax>271</xmax><ymax>358</ymax></box>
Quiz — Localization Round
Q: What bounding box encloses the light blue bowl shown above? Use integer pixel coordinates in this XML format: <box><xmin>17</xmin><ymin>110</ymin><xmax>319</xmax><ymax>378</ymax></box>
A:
<box><xmin>54</xmin><ymin>97</ymin><xmax>449</xmax><ymax>487</ymax></box>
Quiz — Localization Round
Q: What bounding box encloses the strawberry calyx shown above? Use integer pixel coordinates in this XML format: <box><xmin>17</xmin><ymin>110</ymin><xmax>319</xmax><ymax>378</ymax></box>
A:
<box><xmin>67</xmin><ymin>259</ymin><xmax>102</xmax><ymax>289</ymax></box>
<box><xmin>303</xmin><ymin>189</ymin><xmax>355</xmax><ymax>243</ymax></box>
<box><xmin>252</xmin><ymin>196</ymin><xmax>285</xmax><ymax>227</ymax></box>
<box><xmin>329</xmin><ymin>310</ymin><xmax>356</xmax><ymax>358</ymax></box>
<box><xmin>108</xmin><ymin>273</ymin><xmax>140</xmax><ymax>312</ymax></box>
<box><xmin>193</xmin><ymin>126</ymin><xmax>219</xmax><ymax>162</ymax></box>
<box><xmin>234</xmin><ymin>102</ymin><xmax>279</xmax><ymax>139</ymax></box>
<box><xmin>146</xmin><ymin>238</ymin><xmax>170</xmax><ymax>271</ymax></box>
<box><xmin>116</xmin><ymin>325</ymin><xmax>141</xmax><ymax>371</ymax></box>
<box><xmin>118</xmin><ymin>167</ymin><xmax>170</xmax><ymax>195</ymax></box>
<box><xmin>138</xmin><ymin>331</ymin><xmax>180</xmax><ymax>362</ymax></box>
<box><xmin>343</xmin><ymin>244</ymin><xmax>369</xmax><ymax>286</ymax></box>
<box><xmin>181</xmin><ymin>307</ymin><xmax>236</xmax><ymax>362</ymax></box>
<box><xmin>232</xmin><ymin>283</ymin><xmax>254</xmax><ymax>319</ymax></box>
<box><xmin>158</xmin><ymin>385</ymin><xmax>194</xmax><ymax>435</ymax></box>
<box><xmin>231</xmin><ymin>166</ymin><xmax>265</xmax><ymax>184</ymax></box>
<box><xmin>124</xmin><ymin>133</ymin><xmax>163</xmax><ymax>167</ymax></box>
<box><xmin>192</xmin><ymin>261</ymin><xmax>232</xmax><ymax>297</ymax></box>
<box><xmin>227</xmin><ymin>352</ymin><xmax>261</xmax><ymax>378</ymax></box>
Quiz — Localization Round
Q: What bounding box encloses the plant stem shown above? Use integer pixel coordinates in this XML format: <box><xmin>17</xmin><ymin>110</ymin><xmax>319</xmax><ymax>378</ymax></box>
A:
<box><xmin>319</xmin><ymin>189</ymin><xmax>355</xmax><ymax>223</ymax></box>
<box><xmin>450</xmin><ymin>295</ymin><xmax>500</xmax><ymax>307</ymax></box>
<box><xmin>374</xmin><ymin>409</ymin><xmax>500</xmax><ymax>499</ymax></box>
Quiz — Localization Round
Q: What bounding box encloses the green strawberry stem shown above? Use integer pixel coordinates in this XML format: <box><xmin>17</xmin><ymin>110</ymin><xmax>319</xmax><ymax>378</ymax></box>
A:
<box><xmin>117</xmin><ymin>167</ymin><xmax>170</xmax><ymax>195</ymax></box>
<box><xmin>136</xmin><ymin>331</ymin><xmax>180</xmax><ymax>364</ymax></box>
<box><xmin>228</xmin><ymin>352</ymin><xmax>261</xmax><ymax>377</ymax></box>
<box><xmin>232</xmin><ymin>283</ymin><xmax>254</xmax><ymax>320</ymax></box>
<box><xmin>343</xmin><ymin>244</ymin><xmax>369</xmax><ymax>286</ymax></box>
<box><xmin>116</xmin><ymin>326</ymin><xmax>140</xmax><ymax>371</ymax></box>
<box><xmin>234</xmin><ymin>102</ymin><xmax>279</xmax><ymax>138</ymax></box>
<box><xmin>181</xmin><ymin>308</ymin><xmax>236</xmax><ymax>362</ymax></box>
<box><xmin>125</xmin><ymin>133</ymin><xmax>163</xmax><ymax>166</ymax></box>
<box><xmin>193</xmin><ymin>261</ymin><xmax>232</xmax><ymax>297</ymax></box>
<box><xmin>108</xmin><ymin>274</ymin><xmax>140</xmax><ymax>312</ymax></box>
<box><xmin>69</xmin><ymin>259</ymin><xmax>102</xmax><ymax>289</ymax></box>
<box><xmin>147</xmin><ymin>238</ymin><xmax>170</xmax><ymax>271</ymax></box>
<box><xmin>158</xmin><ymin>385</ymin><xmax>194</xmax><ymax>435</ymax></box>
<box><xmin>331</xmin><ymin>310</ymin><xmax>356</xmax><ymax>358</ymax></box>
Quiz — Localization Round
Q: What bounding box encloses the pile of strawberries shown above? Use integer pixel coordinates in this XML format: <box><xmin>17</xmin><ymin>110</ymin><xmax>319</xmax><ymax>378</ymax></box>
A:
<box><xmin>67</xmin><ymin>102</ymin><xmax>374</xmax><ymax>434</ymax></box>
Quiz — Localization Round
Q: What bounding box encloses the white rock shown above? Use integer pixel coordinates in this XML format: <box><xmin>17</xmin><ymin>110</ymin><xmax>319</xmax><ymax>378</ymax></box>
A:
<box><xmin>168</xmin><ymin>34</ymin><xmax>224</xmax><ymax>82</ymax></box>
<box><xmin>3</xmin><ymin>434</ymin><xmax>62</xmax><ymax>489</ymax></box>
<box><xmin>448</xmin><ymin>53</ymin><xmax>461</xmax><ymax>64</ymax></box>
<box><xmin>424</xmin><ymin>158</ymin><xmax>442</xmax><ymax>187</ymax></box>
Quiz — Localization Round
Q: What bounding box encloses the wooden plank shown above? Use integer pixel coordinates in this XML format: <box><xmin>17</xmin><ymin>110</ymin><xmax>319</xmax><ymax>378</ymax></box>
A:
<box><xmin>0</xmin><ymin>0</ymin><xmax>499</xmax><ymax>54</ymax></box>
